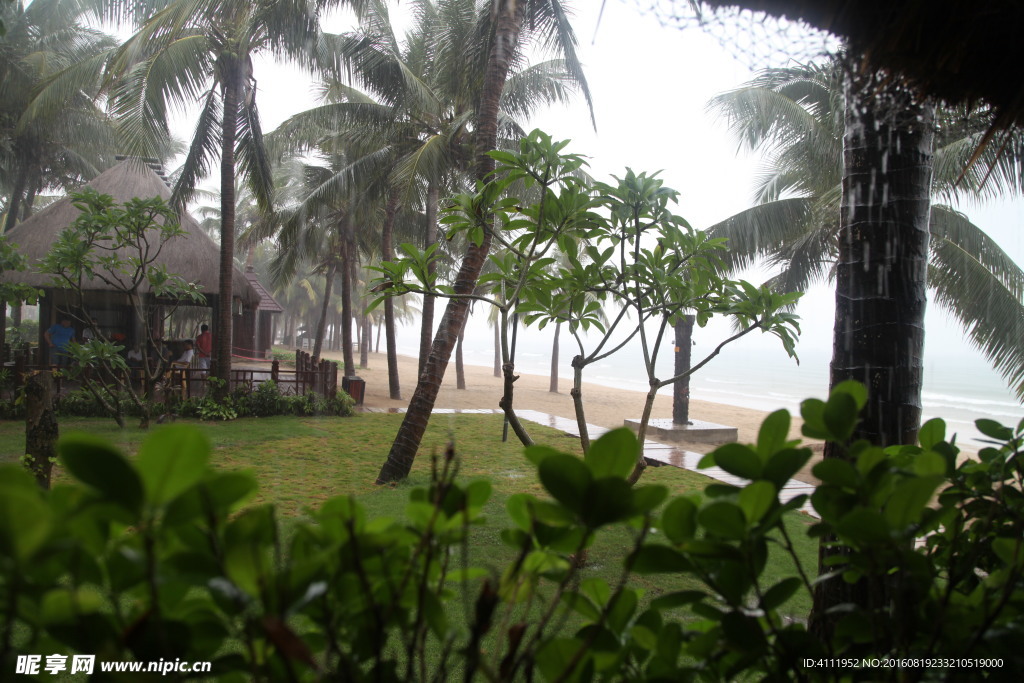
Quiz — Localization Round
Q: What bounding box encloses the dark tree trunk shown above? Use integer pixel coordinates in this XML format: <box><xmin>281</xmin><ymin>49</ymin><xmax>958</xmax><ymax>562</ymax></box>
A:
<box><xmin>383</xmin><ymin>189</ymin><xmax>402</xmax><ymax>398</ymax></box>
<box><xmin>673</xmin><ymin>315</ymin><xmax>695</xmax><ymax>425</ymax></box>
<box><xmin>456</xmin><ymin>328</ymin><xmax>466</xmax><ymax>390</ymax></box>
<box><xmin>215</xmin><ymin>61</ymin><xmax>242</xmax><ymax>391</ymax></box>
<box><xmin>340</xmin><ymin>222</ymin><xmax>356</xmax><ymax>378</ymax></box>
<box><xmin>549</xmin><ymin>321</ymin><xmax>561</xmax><ymax>392</ymax></box>
<box><xmin>312</xmin><ymin>258</ymin><xmax>337</xmax><ymax>362</ymax></box>
<box><xmin>809</xmin><ymin>68</ymin><xmax>935</xmax><ymax>641</ymax></box>
<box><xmin>418</xmin><ymin>181</ymin><xmax>440</xmax><ymax>377</ymax></box>
<box><xmin>376</xmin><ymin>0</ymin><xmax>527</xmax><ymax>484</ymax></box>
<box><xmin>25</xmin><ymin>370</ymin><xmax>58</xmax><ymax>489</ymax></box>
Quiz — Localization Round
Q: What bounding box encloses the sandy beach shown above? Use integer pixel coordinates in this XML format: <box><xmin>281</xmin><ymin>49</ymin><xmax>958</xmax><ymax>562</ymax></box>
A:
<box><xmin>321</xmin><ymin>350</ymin><xmax>823</xmax><ymax>483</ymax></box>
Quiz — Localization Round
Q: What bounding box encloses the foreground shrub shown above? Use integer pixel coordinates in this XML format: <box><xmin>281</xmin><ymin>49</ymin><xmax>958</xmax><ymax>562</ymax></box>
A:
<box><xmin>1</xmin><ymin>383</ymin><xmax>1021</xmax><ymax>680</ymax></box>
<box><xmin>174</xmin><ymin>379</ymin><xmax>355</xmax><ymax>421</ymax></box>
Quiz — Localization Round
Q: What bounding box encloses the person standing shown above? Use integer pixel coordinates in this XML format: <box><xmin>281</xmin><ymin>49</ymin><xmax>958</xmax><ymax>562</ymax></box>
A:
<box><xmin>44</xmin><ymin>317</ymin><xmax>76</xmax><ymax>367</ymax></box>
<box><xmin>195</xmin><ymin>324</ymin><xmax>213</xmax><ymax>372</ymax></box>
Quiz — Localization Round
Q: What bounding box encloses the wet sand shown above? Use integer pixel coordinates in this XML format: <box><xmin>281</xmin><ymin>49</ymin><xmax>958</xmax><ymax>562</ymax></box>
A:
<box><xmin>321</xmin><ymin>350</ymin><xmax>824</xmax><ymax>483</ymax></box>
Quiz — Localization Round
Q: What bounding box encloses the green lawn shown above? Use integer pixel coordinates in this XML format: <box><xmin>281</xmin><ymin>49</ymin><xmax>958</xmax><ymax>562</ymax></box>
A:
<box><xmin>0</xmin><ymin>412</ymin><xmax>819</xmax><ymax>619</ymax></box>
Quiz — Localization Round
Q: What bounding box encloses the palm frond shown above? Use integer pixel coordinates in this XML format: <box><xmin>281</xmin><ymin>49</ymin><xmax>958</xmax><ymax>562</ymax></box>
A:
<box><xmin>170</xmin><ymin>86</ymin><xmax>221</xmax><ymax>209</ymax></box>
<box><xmin>929</xmin><ymin>239</ymin><xmax>1024</xmax><ymax>399</ymax></box>
<box><xmin>236</xmin><ymin>95</ymin><xmax>274</xmax><ymax>213</ymax></box>
<box><xmin>704</xmin><ymin>197</ymin><xmax>816</xmax><ymax>272</ymax></box>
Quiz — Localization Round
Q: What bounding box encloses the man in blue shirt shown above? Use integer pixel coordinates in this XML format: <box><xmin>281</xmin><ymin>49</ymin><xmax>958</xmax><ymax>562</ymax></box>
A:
<box><xmin>44</xmin><ymin>317</ymin><xmax>76</xmax><ymax>367</ymax></box>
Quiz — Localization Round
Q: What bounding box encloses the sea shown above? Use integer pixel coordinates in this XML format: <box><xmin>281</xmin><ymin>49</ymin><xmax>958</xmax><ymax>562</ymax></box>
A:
<box><xmin>391</xmin><ymin>309</ymin><xmax>1023</xmax><ymax>452</ymax></box>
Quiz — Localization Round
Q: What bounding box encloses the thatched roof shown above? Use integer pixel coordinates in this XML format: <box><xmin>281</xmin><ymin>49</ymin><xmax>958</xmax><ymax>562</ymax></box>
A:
<box><xmin>245</xmin><ymin>268</ymin><xmax>284</xmax><ymax>313</ymax></box>
<box><xmin>1</xmin><ymin>159</ymin><xmax>259</xmax><ymax>306</ymax></box>
<box><xmin>701</xmin><ymin>1</ymin><xmax>1024</xmax><ymax>128</ymax></box>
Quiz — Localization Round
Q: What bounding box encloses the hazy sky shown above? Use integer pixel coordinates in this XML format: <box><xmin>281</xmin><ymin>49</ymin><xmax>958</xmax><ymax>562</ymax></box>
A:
<box><xmin>168</xmin><ymin>0</ymin><xmax>1023</xmax><ymax>400</ymax></box>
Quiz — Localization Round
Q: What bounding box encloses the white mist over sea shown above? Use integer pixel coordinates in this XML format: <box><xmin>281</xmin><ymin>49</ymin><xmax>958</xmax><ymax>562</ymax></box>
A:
<box><xmin>392</xmin><ymin>300</ymin><xmax>1023</xmax><ymax>452</ymax></box>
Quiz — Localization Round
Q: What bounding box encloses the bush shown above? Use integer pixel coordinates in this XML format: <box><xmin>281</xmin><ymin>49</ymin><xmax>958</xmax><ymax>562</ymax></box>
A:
<box><xmin>177</xmin><ymin>380</ymin><xmax>354</xmax><ymax>421</ymax></box>
<box><xmin>5</xmin><ymin>320</ymin><xmax>38</xmax><ymax>347</ymax></box>
<box><xmin>54</xmin><ymin>387</ymin><xmax>157</xmax><ymax>419</ymax></box>
<box><xmin>2</xmin><ymin>383</ymin><xmax>1021</xmax><ymax>680</ymax></box>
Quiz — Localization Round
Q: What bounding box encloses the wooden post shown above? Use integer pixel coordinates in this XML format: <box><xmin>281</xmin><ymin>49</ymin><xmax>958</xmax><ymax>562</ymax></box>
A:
<box><xmin>271</xmin><ymin>359</ymin><xmax>279</xmax><ymax>382</ymax></box>
<box><xmin>25</xmin><ymin>371</ymin><xmax>58</xmax><ymax>489</ymax></box>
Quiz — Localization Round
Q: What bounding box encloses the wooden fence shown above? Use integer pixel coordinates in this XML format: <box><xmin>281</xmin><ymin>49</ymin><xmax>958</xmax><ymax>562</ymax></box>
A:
<box><xmin>3</xmin><ymin>347</ymin><xmax>341</xmax><ymax>403</ymax></box>
<box><xmin>171</xmin><ymin>350</ymin><xmax>338</xmax><ymax>399</ymax></box>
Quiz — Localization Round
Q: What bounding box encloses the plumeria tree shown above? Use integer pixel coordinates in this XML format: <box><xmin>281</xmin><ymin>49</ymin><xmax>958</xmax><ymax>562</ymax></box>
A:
<box><xmin>372</xmin><ymin>132</ymin><xmax>800</xmax><ymax>483</ymax></box>
<box><xmin>38</xmin><ymin>190</ymin><xmax>204</xmax><ymax>428</ymax></box>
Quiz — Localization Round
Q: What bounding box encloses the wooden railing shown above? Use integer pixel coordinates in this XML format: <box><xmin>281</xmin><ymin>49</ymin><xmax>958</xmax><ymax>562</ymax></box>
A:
<box><xmin>168</xmin><ymin>350</ymin><xmax>338</xmax><ymax>400</ymax></box>
<box><xmin>5</xmin><ymin>348</ymin><xmax>341</xmax><ymax>403</ymax></box>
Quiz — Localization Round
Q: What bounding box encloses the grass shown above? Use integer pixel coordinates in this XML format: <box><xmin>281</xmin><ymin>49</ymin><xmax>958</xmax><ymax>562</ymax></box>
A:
<box><xmin>0</xmin><ymin>412</ymin><xmax>819</xmax><ymax>620</ymax></box>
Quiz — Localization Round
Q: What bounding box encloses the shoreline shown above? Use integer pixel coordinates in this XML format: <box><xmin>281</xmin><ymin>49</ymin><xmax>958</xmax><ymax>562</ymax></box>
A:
<box><xmin>319</xmin><ymin>350</ymin><xmax>823</xmax><ymax>483</ymax></box>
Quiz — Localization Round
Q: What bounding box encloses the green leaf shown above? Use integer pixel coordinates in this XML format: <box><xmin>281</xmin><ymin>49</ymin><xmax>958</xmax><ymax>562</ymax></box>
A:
<box><xmin>992</xmin><ymin>538</ymin><xmax>1024</xmax><ymax>567</ymax></box>
<box><xmin>918</xmin><ymin>418</ymin><xmax>946</xmax><ymax>449</ymax></box>
<box><xmin>661</xmin><ymin>497</ymin><xmax>698</xmax><ymax>543</ymax></box>
<box><xmin>835</xmin><ymin>509</ymin><xmax>890</xmax><ymax>544</ymax></box>
<box><xmin>760</xmin><ymin>577</ymin><xmax>803</xmax><ymax>610</ymax></box>
<box><xmin>756</xmin><ymin>410</ymin><xmax>791</xmax><ymax>459</ymax></box>
<box><xmin>884</xmin><ymin>476</ymin><xmax>944</xmax><ymax>529</ymax></box>
<box><xmin>632</xmin><ymin>485</ymin><xmax>668</xmax><ymax>514</ymax></box>
<box><xmin>912</xmin><ymin>452</ymin><xmax>947</xmax><ymax>477</ymax></box>
<box><xmin>709</xmin><ymin>443</ymin><xmax>761</xmax><ymax>479</ymax></box>
<box><xmin>582</xmin><ymin>478</ymin><xmax>634</xmax><ymax>527</ymax></box>
<box><xmin>697</xmin><ymin>501</ymin><xmax>748</xmax><ymax>540</ymax></box>
<box><xmin>812</xmin><ymin>458</ymin><xmax>859</xmax><ymax>488</ymax></box>
<box><xmin>465</xmin><ymin>480</ymin><xmax>492</xmax><ymax>508</ymax></box>
<box><xmin>136</xmin><ymin>425</ymin><xmax>211</xmax><ymax>505</ymax></box>
<box><xmin>538</xmin><ymin>455</ymin><xmax>592</xmax><ymax>513</ymax></box>
<box><xmin>41</xmin><ymin>587</ymin><xmax>104</xmax><ymax>624</ymax></box>
<box><xmin>503</xmin><ymin>493</ymin><xmax>536</xmax><ymax>532</ymax></box>
<box><xmin>832</xmin><ymin>380</ymin><xmax>868</xmax><ymax>410</ymax></box>
<box><xmin>800</xmin><ymin>399</ymin><xmax>828</xmax><ymax>439</ymax></box>
<box><xmin>58</xmin><ymin>433</ymin><xmax>143</xmax><ymax>514</ymax></box>
<box><xmin>632</xmin><ymin>545</ymin><xmax>692</xmax><ymax>573</ymax></box>
<box><xmin>823</xmin><ymin>392</ymin><xmax>858</xmax><ymax>442</ymax></box>
<box><xmin>738</xmin><ymin>481</ymin><xmax>776</xmax><ymax>525</ymax></box>
<box><xmin>976</xmin><ymin>419</ymin><xmax>1013</xmax><ymax>441</ymax></box>
<box><xmin>562</xmin><ymin>591</ymin><xmax>602</xmax><ymax>621</ymax></box>
<box><xmin>585</xmin><ymin>428</ymin><xmax>638</xmax><ymax>479</ymax></box>
<box><xmin>762</xmin><ymin>448</ymin><xmax>813</xmax><ymax>488</ymax></box>
<box><xmin>649</xmin><ymin>590</ymin><xmax>706</xmax><ymax>611</ymax></box>
<box><xmin>536</xmin><ymin>638</ymin><xmax>586</xmax><ymax>682</ymax></box>
<box><xmin>0</xmin><ymin>467</ymin><xmax>52</xmax><ymax>562</ymax></box>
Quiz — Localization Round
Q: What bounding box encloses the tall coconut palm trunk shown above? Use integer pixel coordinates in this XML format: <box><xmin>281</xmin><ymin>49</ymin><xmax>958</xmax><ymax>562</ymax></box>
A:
<box><xmin>418</xmin><ymin>181</ymin><xmax>440</xmax><ymax>377</ymax></box>
<box><xmin>340</xmin><ymin>223</ymin><xmax>356</xmax><ymax>378</ymax></box>
<box><xmin>376</xmin><ymin>0</ymin><xmax>529</xmax><ymax>484</ymax></box>
<box><xmin>830</xmin><ymin>73</ymin><xmax>934</xmax><ymax>445</ymax></box>
<box><xmin>383</xmin><ymin>189</ymin><xmax>402</xmax><ymax>398</ymax></box>
<box><xmin>216</xmin><ymin>63</ymin><xmax>242</xmax><ymax>389</ymax></box>
<box><xmin>810</xmin><ymin>68</ymin><xmax>935</xmax><ymax>639</ymax></box>
<box><xmin>311</xmin><ymin>258</ymin><xmax>337</xmax><ymax>362</ymax></box>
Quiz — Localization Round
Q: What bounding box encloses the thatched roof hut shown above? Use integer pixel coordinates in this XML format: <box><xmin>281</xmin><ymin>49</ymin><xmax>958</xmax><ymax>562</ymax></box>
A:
<box><xmin>2</xmin><ymin>158</ymin><xmax>258</xmax><ymax>305</ymax></box>
<box><xmin>0</xmin><ymin>159</ymin><xmax>285</xmax><ymax>361</ymax></box>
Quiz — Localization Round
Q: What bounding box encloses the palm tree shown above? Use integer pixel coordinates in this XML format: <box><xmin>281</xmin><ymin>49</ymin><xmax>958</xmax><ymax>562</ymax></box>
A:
<box><xmin>1</xmin><ymin>0</ymin><xmax>118</xmax><ymax>351</ymax></box>
<box><xmin>377</xmin><ymin>0</ymin><xmax>592</xmax><ymax>483</ymax></box>
<box><xmin>103</xmin><ymin>0</ymin><xmax>355</xmax><ymax>387</ymax></box>
<box><xmin>1</xmin><ymin>0</ymin><xmax>116</xmax><ymax>232</ymax></box>
<box><xmin>706</xmin><ymin>60</ymin><xmax>1024</xmax><ymax>400</ymax></box>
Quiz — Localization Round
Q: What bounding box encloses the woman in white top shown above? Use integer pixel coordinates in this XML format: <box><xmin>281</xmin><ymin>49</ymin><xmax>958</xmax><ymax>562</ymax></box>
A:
<box><xmin>175</xmin><ymin>340</ymin><xmax>195</xmax><ymax>365</ymax></box>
